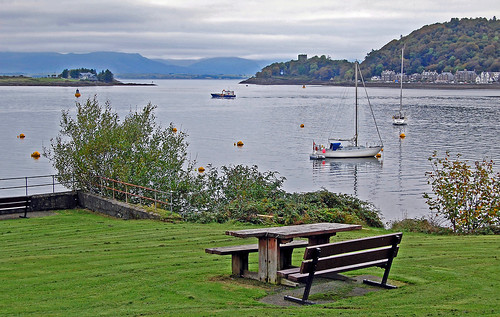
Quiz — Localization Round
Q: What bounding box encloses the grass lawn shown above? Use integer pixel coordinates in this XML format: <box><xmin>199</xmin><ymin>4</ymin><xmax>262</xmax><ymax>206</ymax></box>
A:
<box><xmin>1</xmin><ymin>209</ymin><xmax>499</xmax><ymax>316</ymax></box>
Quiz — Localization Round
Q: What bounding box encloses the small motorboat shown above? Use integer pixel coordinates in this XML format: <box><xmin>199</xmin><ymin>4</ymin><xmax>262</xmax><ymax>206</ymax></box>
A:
<box><xmin>211</xmin><ymin>90</ymin><xmax>236</xmax><ymax>98</ymax></box>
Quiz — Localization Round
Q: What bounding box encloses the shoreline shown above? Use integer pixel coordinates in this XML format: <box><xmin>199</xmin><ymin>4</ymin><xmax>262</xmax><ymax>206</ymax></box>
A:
<box><xmin>239</xmin><ymin>78</ymin><xmax>500</xmax><ymax>90</ymax></box>
<box><xmin>0</xmin><ymin>76</ymin><xmax>154</xmax><ymax>87</ymax></box>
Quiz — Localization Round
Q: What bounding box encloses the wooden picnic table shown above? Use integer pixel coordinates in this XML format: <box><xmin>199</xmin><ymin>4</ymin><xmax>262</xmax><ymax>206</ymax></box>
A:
<box><xmin>226</xmin><ymin>222</ymin><xmax>362</xmax><ymax>284</ymax></box>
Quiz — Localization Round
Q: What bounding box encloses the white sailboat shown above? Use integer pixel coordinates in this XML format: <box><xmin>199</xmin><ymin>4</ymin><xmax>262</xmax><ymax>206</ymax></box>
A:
<box><xmin>392</xmin><ymin>47</ymin><xmax>408</xmax><ymax>125</ymax></box>
<box><xmin>310</xmin><ymin>62</ymin><xmax>383</xmax><ymax>159</ymax></box>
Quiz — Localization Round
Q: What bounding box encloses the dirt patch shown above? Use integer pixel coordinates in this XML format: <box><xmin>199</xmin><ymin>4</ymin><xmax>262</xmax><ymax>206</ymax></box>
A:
<box><xmin>259</xmin><ymin>275</ymin><xmax>398</xmax><ymax>306</ymax></box>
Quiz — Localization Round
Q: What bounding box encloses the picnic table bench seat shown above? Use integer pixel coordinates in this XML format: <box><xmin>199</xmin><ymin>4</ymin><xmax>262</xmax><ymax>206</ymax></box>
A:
<box><xmin>278</xmin><ymin>232</ymin><xmax>403</xmax><ymax>305</ymax></box>
<box><xmin>206</xmin><ymin>239</ymin><xmax>308</xmax><ymax>277</ymax></box>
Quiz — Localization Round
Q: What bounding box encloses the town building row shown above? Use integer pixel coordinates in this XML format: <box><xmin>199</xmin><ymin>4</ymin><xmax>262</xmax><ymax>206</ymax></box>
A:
<box><xmin>373</xmin><ymin>69</ymin><xmax>500</xmax><ymax>84</ymax></box>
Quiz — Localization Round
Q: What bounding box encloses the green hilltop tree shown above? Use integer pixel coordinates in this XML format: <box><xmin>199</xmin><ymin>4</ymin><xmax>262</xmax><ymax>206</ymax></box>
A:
<box><xmin>362</xmin><ymin>17</ymin><xmax>500</xmax><ymax>75</ymax></box>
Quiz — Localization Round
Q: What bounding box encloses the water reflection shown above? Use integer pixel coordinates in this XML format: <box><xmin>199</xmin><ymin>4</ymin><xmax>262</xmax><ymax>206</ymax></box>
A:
<box><xmin>312</xmin><ymin>157</ymin><xmax>382</xmax><ymax>196</ymax></box>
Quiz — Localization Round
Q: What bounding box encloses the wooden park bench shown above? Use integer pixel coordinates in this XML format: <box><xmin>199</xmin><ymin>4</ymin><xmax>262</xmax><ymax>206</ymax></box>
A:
<box><xmin>278</xmin><ymin>232</ymin><xmax>403</xmax><ymax>305</ymax></box>
<box><xmin>0</xmin><ymin>196</ymin><xmax>31</xmax><ymax>218</ymax></box>
<box><xmin>205</xmin><ymin>239</ymin><xmax>309</xmax><ymax>278</ymax></box>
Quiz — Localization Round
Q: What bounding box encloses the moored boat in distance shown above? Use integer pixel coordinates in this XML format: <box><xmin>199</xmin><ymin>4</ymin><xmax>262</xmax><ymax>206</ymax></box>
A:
<box><xmin>310</xmin><ymin>61</ymin><xmax>383</xmax><ymax>159</ymax></box>
<box><xmin>393</xmin><ymin>46</ymin><xmax>408</xmax><ymax>125</ymax></box>
<box><xmin>211</xmin><ymin>90</ymin><xmax>236</xmax><ymax>99</ymax></box>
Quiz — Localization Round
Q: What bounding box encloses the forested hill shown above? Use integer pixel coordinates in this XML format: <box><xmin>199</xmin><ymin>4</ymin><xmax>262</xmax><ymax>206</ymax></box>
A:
<box><xmin>362</xmin><ymin>17</ymin><xmax>500</xmax><ymax>76</ymax></box>
<box><xmin>250</xmin><ymin>17</ymin><xmax>499</xmax><ymax>82</ymax></box>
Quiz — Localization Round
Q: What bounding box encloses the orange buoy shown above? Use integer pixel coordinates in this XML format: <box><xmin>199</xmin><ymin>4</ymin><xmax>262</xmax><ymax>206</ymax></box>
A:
<box><xmin>75</xmin><ymin>89</ymin><xmax>81</xmax><ymax>98</ymax></box>
<box><xmin>172</xmin><ymin>127</ymin><xmax>177</xmax><ymax>133</ymax></box>
<box><xmin>237</xmin><ymin>141</ymin><xmax>244</xmax><ymax>147</ymax></box>
<box><xmin>399</xmin><ymin>133</ymin><xmax>406</xmax><ymax>138</ymax></box>
<box><xmin>376</xmin><ymin>153</ymin><xmax>382</xmax><ymax>158</ymax></box>
<box><xmin>198</xmin><ymin>166</ymin><xmax>205</xmax><ymax>173</ymax></box>
<box><xmin>300</xmin><ymin>124</ymin><xmax>305</xmax><ymax>128</ymax></box>
<box><xmin>18</xmin><ymin>133</ymin><xmax>25</xmax><ymax>139</ymax></box>
<box><xmin>31</xmin><ymin>151</ymin><xmax>41</xmax><ymax>159</ymax></box>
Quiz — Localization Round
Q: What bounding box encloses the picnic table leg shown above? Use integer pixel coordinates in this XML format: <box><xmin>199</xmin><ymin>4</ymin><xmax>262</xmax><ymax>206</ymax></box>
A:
<box><xmin>231</xmin><ymin>252</ymin><xmax>248</xmax><ymax>276</ymax></box>
<box><xmin>308</xmin><ymin>233</ymin><xmax>334</xmax><ymax>245</ymax></box>
<box><xmin>280</xmin><ymin>248</ymin><xmax>293</xmax><ymax>269</ymax></box>
<box><xmin>258</xmin><ymin>238</ymin><xmax>268</xmax><ymax>282</ymax></box>
<box><xmin>258</xmin><ymin>237</ymin><xmax>281</xmax><ymax>284</ymax></box>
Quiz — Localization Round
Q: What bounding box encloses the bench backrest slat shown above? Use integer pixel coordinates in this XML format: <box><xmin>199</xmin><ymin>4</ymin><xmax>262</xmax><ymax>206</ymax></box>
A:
<box><xmin>303</xmin><ymin>232</ymin><xmax>402</xmax><ymax>260</ymax></box>
<box><xmin>301</xmin><ymin>245</ymin><xmax>399</xmax><ymax>273</ymax></box>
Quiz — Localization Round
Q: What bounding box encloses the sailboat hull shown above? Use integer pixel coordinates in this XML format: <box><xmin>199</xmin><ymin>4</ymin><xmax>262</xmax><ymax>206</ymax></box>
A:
<box><xmin>392</xmin><ymin>117</ymin><xmax>407</xmax><ymax>125</ymax></box>
<box><xmin>312</xmin><ymin>145</ymin><xmax>383</xmax><ymax>159</ymax></box>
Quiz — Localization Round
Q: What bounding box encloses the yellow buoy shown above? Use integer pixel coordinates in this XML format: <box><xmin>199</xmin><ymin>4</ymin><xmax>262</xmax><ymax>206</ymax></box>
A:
<box><xmin>237</xmin><ymin>141</ymin><xmax>244</xmax><ymax>147</ymax></box>
<box><xmin>31</xmin><ymin>151</ymin><xmax>41</xmax><ymax>159</ymax></box>
<box><xmin>18</xmin><ymin>133</ymin><xmax>25</xmax><ymax>139</ymax></box>
<box><xmin>172</xmin><ymin>127</ymin><xmax>177</xmax><ymax>133</ymax></box>
<box><xmin>75</xmin><ymin>89</ymin><xmax>81</xmax><ymax>98</ymax></box>
<box><xmin>376</xmin><ymin>153</ymin><xmax>382</xmax><ymax>158</ymax></box>
<box><xmin>300</xmin><ymin>124</ymin><xmax>305</xmax><ymax>128</ymax></box>
<box><xmin>198</xmin><ymin>166</ymin><xmax>205</xmax><ymax>173</ymax></box>
<box><xmin>399</xmin><ymin>133</ymin><xmax>406</xmax><ymax>138</ymax></box>
<box><xmin>302</xmin><ymin>85</ymin><xmax>306</xmax><ymax>88</ymax></box>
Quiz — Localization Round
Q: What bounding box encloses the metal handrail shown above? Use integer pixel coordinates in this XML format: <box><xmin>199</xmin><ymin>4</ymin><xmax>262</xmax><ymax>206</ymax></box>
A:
<box><xmin>0</xmin><ymin>175</ymin><xmax>72</xmax><ymax>196</ymax></box>
<box><xmin>0</xmin><ymin>174</ymin><xmax>173</xmax><ymax>212</ymax></box>
<box><xmin>93</xmin><ymin>176</ymin><xmax>172</xmax><ymax>211</ymax></box>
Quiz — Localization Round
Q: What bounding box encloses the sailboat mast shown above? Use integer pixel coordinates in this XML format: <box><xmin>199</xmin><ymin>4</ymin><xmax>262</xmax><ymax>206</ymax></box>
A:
<box><xmin>355</xmin><ymin>61</ymin><xmax>358</xmax><ymax>147</ymax></box>
<box><xmin>399</xmin><ymin>46</ymin><xmax>404</xmax><ymax>116</ymax></box>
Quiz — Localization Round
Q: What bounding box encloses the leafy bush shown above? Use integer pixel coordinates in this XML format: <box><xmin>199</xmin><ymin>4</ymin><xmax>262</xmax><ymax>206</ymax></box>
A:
<box><xmin>423</xmin><ymin>152</ymin><xmax>500</xmax><ymax>234</ymax></box>
<box><xmin>390</xmin><ymin>217</ymin><xmax>452</xmax><ymax>234</ymax></box>
<box><xmin>44</xmin><ymin>96</ymin><xmax>193</xmax><ymax>211</ymax></box>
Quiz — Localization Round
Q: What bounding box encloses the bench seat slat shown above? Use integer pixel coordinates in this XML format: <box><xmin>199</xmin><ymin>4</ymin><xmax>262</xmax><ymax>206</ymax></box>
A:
<box><xmin>205</xmin><ymin>239</ymin><xmax>308</xmax><ymax>255</ymax></box>
<box><xmin>277</xmin><ymin>267</ymin><xmax>300</xmax><ymax>278</ymax></box>
<box><xmin>287</xmin><ymin>259</ymin><xmax>389</xmax><ymax>281</ymax></box>
<box><xmin>0</xmin><ymin>201</ymin><xmax>30</xmax><ymax>209</ymax></box>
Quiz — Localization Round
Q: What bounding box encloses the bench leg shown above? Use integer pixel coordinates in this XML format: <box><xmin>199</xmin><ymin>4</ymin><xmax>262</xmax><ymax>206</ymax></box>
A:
<box><xmin>231</xmin><ymin>252</ymin><xmax>249</xmax><ymax>276</ymax></box>
<box><xmin>19</xmin><ymin>205</ymin><xmax>29</xmax><ymax>218</ymax></box>
<box><xmin>284</xmin><ymin>247</ymin><xmax>320</xmax><ymax>305</ymax></box>
<box><xmin>363</xmin><ymin>250</ymin><xmax>397</xmax><ymax>289</ymax></box>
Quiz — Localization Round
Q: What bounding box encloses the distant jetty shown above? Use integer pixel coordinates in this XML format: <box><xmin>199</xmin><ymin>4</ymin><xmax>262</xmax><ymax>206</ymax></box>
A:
<box><xmin>0</xmin><ymin>76</ymin><xmax>154</xmax><ymax>87</ymax></box>
<box><xmin>240</xmin><ymin>77</ymin><xmax>500</xmax><ymax>90</ymax></box>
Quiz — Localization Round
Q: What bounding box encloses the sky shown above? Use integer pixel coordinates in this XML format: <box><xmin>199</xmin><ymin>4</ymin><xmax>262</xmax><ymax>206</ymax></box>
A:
<box><xmin>0</xmin><ymin>0</ymin><xmax>498</xmax><ymax>61</ymax></box>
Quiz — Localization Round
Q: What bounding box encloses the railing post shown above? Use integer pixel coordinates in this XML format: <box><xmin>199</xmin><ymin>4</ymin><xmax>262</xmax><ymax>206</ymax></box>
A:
<box><xmin>154</xmin><ymin>192</ymin><xmax>157</xmax><ymax>209</ymax></box>
<box><xmin>112</xmin><ymin>181</ymin><xmax>115</xmax><ymax>200</ymax></box>
<box><xmin>25</xmin><ymin>177</ymin><xmax>28</xmax><ymax>196</ymax></box>
<box><xmin>52</xmin><ymin>175</ymin><xmax>55</xmax><ymax>193</ymax></box>
<box><xmin>125</xmin><ymin>184</ymin><xmax>128</xmax><ymax>203</ymax></box>
<box><xmin>170</xmin><ymin>191</ymin><xmax>173</xmax><ymax>213</ymax></box>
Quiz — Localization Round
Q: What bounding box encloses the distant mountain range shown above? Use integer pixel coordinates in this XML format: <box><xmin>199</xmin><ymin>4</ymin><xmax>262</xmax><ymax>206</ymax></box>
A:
<box><xmin>0</xmin><ymin>52</ymin><xmax>275</xmax><ymax>78</ymax></box>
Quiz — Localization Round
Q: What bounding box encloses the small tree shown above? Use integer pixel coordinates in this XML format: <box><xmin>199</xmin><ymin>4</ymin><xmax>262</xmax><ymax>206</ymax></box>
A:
<box><xmin>423</xmin><ymin>152</ymin><xmax>500</xmax><ymax>233</ymax></box>
<box><xmin>44</xmin><ymin>96</ymin><xmax>192</xmax><ymax>204</ymax></box>
<box><xmin>97</xmin><ymin>69</ymin><xmax>114</xmax><ymax>83</ymax></box>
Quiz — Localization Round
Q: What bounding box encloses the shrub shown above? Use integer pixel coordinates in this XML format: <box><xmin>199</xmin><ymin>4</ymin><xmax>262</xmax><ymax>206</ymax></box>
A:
<box><xmin>423</xmin><ymin>152</ymin><xmax>500</xmax><ymax>234</ymax></box>
<box><xmin>44</xmin><ymin>96</ymin><xmax>193</xmax><ymax>213</ymax></box>
<box><xmin>390</xmin><ymin>217</ymin><xmax>452</xmax><ymax>234</ymax></box>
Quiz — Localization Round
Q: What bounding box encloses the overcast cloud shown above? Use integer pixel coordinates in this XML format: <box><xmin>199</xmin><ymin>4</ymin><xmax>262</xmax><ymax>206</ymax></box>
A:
<box><xmin>0</xmin><ymin>0</ymin><xmax>498</xmax><ymax>61</ymax></box>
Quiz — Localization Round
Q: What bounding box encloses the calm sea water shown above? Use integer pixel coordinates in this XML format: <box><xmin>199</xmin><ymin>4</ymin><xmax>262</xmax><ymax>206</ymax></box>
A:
<box><xmin>1</xmin><ymin>80</ymin><xmax>499</xmax><ymax>223</ymax></box>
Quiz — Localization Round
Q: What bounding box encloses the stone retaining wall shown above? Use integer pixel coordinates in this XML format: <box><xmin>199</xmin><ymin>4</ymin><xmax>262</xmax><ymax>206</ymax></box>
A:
<box><xmin>31</xmin><ymin>192</ymin><xmax>78</xmax><ymax>211</ymax></box>
<box><xmin>77</xmin><ymin>192</ymin><xmax>161</xmax><ymax>220</ymax></box>
<box><xmin>2</xmin><ymin>191</ymin><xmax>162</xmax><ymax>220</ymax></box>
